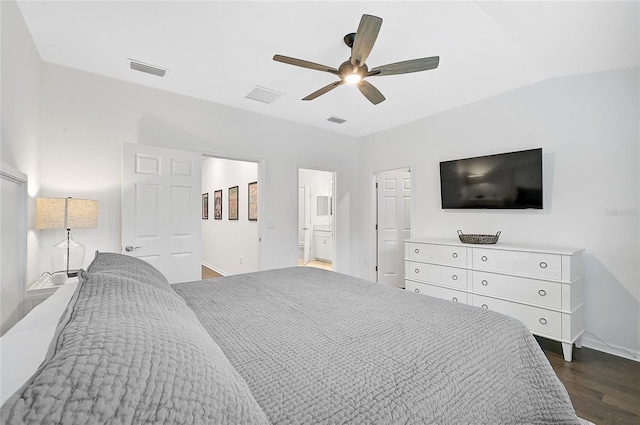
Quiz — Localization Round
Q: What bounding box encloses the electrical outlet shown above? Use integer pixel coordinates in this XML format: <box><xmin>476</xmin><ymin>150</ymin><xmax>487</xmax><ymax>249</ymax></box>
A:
<box><xmin>239</xmin><ymin>256</ymin><xmax>243</xmax><ymax>264</ymax></box>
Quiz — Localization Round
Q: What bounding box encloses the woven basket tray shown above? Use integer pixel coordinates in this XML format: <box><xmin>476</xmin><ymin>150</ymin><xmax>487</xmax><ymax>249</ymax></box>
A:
<box><xmin>457</xmin><ymin>230</ymin><xmax>501</xmax><ymax>244</ymax></box>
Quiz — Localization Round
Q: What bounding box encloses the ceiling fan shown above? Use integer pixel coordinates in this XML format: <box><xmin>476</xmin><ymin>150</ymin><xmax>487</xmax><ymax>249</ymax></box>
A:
<box><xmin>273</xmin><ymin>14</ymin><xmax>439</xmax><ymax>105</ymax></box>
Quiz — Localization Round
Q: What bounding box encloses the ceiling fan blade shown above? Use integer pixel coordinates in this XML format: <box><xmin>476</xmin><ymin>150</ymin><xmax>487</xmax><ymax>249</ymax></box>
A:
<box><xmin>302</xmin><ymin>80</ymin><xmax>345</xmax><ymax>101</ymax></box>
<box><xmin>273</xmin><ymin>54</ymin><xmax>339</xmax><ymax>75</ymax></box>
<box><xmin>369</xmin><ymin>56</ymin><xmax>440</xmax><ymax>76</ymax></box>
<box><xmin>357</xmin><ymin>80</ymin><xmax>385</xmax><ymax>105</ymax></box>
<box><xmin>350</xmin><ymin>14</ymin><xmax>383</xmax><ymax>68</ymax></box>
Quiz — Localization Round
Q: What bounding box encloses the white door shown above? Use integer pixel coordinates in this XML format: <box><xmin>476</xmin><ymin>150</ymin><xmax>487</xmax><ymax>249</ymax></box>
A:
<box><xmin>122</xmin><ymin>143</ymin><xmax>202</xmax><ymax>283</ymax></box>
<box><xmin>376</xmin><ymin>168</ymin><xmax>411</xmax><ymax>287</ymax></box>
<box><xmin>298</xmin><ymin>186</ymin><xmax>312</xmax><ymax>264</ymax></box>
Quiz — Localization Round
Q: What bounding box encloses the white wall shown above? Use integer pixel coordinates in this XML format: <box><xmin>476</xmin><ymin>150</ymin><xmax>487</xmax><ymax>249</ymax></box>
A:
<box><xmin>37</xmin><ymin>62</ymin><xmax>360</xmax><ymax>276</ymax></box>
<box><xmin>0</xmin><ymin>0</ymin><xmax>42</xmax><ymax>286</ymax></box>
<box><xmin>202</xmin><ymin>157</ymin><xmax>258</xmax><ymax>275</ymax></box>
<box><xmin>358</xmin><ymin>68</ymin><xmax>640</xmax><ymax>359</ymax></box>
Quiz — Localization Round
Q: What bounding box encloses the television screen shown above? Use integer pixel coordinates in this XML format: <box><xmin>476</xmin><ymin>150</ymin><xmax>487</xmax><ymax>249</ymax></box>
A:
<box><xmin>440</xmin><ymin>148</ymin><xmax>543</xmax><ymax>209</ymax></box>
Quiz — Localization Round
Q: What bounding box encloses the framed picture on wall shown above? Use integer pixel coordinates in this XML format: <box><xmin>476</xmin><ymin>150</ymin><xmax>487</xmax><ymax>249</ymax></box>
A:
<box><xmin>214</xmin><ymin>190</ymin><xmax>222</xmax><ymax>220</ymax></box>
<box><xmin>248</xmin><ymin>181</ymin><xmax>258</xmax><ymax>221</ymax></box>
<box><xmin>202</xmin><ymin>193</ymin><xmax>209</xmax><ymax>219</ymax></box>
<box><xmin>228</xmin><ymin>186</ymin><xmax>239</xmax><ymax>220</ymax></box>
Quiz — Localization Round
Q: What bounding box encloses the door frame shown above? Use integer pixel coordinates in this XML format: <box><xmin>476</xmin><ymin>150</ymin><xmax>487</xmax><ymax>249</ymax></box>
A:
<box><xmin>369</xmin><ymin>166</ymin><xmax>412</xmax><ymax>283</ymax></box>
<box><xmin>297</xmin><ymin>167</ymin><xmax>337</xmax><ymax>270</ymax></box>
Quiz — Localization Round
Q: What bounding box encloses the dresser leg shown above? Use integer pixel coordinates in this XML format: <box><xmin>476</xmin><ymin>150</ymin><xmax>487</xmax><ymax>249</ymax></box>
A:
<box><xmin>562</xmin><ymin>342</ymin><xmax>573</xmax><ymax>361</ymax></box>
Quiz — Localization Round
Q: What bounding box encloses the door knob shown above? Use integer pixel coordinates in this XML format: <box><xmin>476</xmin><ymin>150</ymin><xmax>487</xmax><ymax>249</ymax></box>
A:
<box><xmin>125</xmin><ymin>245</ymin><xmax>141</xmax><ymax>252</ymax></box>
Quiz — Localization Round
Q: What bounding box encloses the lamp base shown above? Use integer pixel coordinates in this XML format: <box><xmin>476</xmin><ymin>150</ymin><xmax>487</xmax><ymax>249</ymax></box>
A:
<box><xmin>50</xmin><ymin>272</ymin><xmax>68</xmax><ymax>285</ymax></box>
<box><xmin>50</xmin><ymin>231</ymin><xmax>86</xmax><ymax>276</ymax></box>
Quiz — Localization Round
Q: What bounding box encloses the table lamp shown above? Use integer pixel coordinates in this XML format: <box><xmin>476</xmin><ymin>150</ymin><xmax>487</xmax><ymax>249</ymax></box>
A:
<box><xmin>36</xmin><ymin>197</ymin><xmax>99</xmax><ymax>277</ymax></box>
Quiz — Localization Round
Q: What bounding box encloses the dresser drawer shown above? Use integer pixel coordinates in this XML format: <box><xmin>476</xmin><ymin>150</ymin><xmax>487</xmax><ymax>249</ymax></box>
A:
<box><xmin>471</xmin><ymin>271</ymin><xmax>562</xmax><ymax>309</ymax></box>
<box><xmin>407</xmin><ymin>261</ymin><xmax>467</xmax><ymax>290</ymax></box>
<box><xmin>472</xmin><ymin>248</ymin><xmax>562</xmax><ymax>280</ymax></box>
<box><xmin>472</xmin><ymin>294</ymin><xmax>561</xmax><ymax>339</ymax></box>
<box><xmin>406</xmin><ymin>280</ymin><xmax>468</xmax><ymax>304</ymax></box>
<box><xmin>407</xmin><ymin>243</ymin><xmax>467</xmax><ymax>267</ymax></box>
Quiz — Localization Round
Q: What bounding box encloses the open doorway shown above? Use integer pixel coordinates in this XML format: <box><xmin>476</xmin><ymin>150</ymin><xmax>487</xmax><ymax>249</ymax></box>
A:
<box><xmin>298</xmin><ymin>168</ymin><xmax>335</xmax><ymax>271</ymax></box>
<box><xmin>374</xmin><ymin>167</ymin><xmax>411</xmax><ymax>287</ymax></box>
<box><xmin>201</xmin><ymin>156</ymin><xmax>259</xmax><ymax>276</ymax></box>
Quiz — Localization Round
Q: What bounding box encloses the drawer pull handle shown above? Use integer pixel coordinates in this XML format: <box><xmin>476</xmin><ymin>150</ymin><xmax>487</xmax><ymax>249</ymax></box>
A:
<box><xmin>538</xmin><ymin>289</ymin><xmax>547</xmax><ymax>296</ymax></box>
<box><xmin>481</xmin><ymin>279</ymin><xmax>488</xmax><ymax>286</ymax></box>
<box><xmin>539</xmin><ymin>318</ymin><xmax>548</xmax><ymax>325</ymax></box>
<box><xmin>481</xmin><ymin>304</ymin><xmax>488</xmax><ymax>309</ymax></box>
<box><xmin>452</xmin><ymin>253</ymin><xmax>458</xmax><ymax>258</ymax></box>
<box><xmin>415</xmin><ymin>248</ymin><xmax>420</xmax><ymax>254</ymax></box>
<box><xmin>452</xmin><ymin>297</ymin><xmax>458</xmax><ymax>302</ymax></box>
<box><xmin>414</xmin><ymin>288</ymin><xmax>420</xmax><ymax>293</ymax></box>
<box><xmin>539</xmin><ymin>262</ymin><xmax>548</xmax><ymax>269</ymax></box>
<box><xmin>452</xmin><ymin>275</ymin><xmax>458</xmax><ymax>281</ymax></box>
<box><xmin>481</xmin><ymin>256</ymin><xmax>488</xmax><ymax>262</ymax></box>
<box><xmin>415</xmin><ymin>268</ymin><xmax>420</xmax><ymax>274</ymax></box>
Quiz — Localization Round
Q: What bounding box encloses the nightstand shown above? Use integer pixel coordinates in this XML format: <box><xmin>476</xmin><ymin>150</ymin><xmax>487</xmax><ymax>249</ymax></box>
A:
<box><xmin>24</xmin><ymin>274</ymin><xmax>79</xmax><ymax>315</ymax></box>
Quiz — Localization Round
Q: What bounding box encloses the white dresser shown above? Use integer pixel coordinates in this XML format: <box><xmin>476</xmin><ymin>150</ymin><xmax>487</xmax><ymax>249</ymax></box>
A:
<box><xmin>405</xmin><ymin>239</ymin><xmax>584</xmax><ymax>361</ymax></box>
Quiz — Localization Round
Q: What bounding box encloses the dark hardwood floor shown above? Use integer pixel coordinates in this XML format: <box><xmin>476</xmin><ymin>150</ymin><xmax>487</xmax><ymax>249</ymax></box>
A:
<box><xmin>199</xmin><ymin>266</ymin><xmax>638</xmax><ymax>424</ymax></box>
<box><xmin>201</xmin><ymin>265</ymin><xmax>222</xmax><ymax>279</ymax></box>
<box><xmin>537</xmin><ymin>337</ymin><xmax>640</xmax><ymax>425</ymax></box>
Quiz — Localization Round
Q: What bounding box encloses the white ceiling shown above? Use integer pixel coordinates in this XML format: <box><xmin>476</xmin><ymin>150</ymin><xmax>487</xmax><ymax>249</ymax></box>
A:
<box><xmin>17</xmin><ymin>1</ymin><xmax>640</xmax><ymax>138</ymax></box>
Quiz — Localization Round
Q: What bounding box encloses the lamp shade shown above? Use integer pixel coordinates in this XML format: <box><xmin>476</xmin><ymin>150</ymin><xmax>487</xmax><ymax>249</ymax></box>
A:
<box><xmin>36</xmin><ymin>198</ymin><xmax>99</xmax><ymax>230</ymax></box>
<box><xmin>36</xmin><ymin>197</ymin><xmax>99</xmax><ymax>279</ymax></box>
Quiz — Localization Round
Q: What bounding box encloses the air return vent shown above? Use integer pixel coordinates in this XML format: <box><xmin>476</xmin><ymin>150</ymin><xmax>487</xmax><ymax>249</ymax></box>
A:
<box><xmin>327</xmin><ymin>116</ymin><xmax>347</xmax><ymax>124</ymax></box>
<box><xmin>245</xmin><ymin>86</ymin><xmax>283</xmax><ymax>104</ymax></box>
<box><xmin>129</xmin><ymin>59</ymin><xmax>168</xmax><ymax>77</ymax></box>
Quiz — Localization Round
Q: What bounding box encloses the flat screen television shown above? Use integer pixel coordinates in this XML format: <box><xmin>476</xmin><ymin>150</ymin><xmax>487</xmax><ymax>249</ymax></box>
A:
<box><xmin>440</xmin><ymin>148</ymin><xmax>543</xmax><ymax>209</ymax></box>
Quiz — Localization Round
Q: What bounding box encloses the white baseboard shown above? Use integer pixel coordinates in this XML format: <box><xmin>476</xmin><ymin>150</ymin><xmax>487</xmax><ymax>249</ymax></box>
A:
<box><xmin>201</xmin><ymin>262</ymin><xmax>228</xmax><ymax>277</ymax></box>
<box><xmin>581</xmin><ymin>333</ymin><xmax>640</xmax><ymax>362</ymax></box>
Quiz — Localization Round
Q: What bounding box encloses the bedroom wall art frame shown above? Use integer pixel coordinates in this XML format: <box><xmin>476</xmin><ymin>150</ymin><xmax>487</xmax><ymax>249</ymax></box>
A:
<box><xmin>228</xmin><ymin>186</ymin><xmax>239</xmax><ymax>220</ymax></box>
<box><xmin>248</xmin><ymin>181</ymin><xmax>258</xmax><ymax>221</ymax></box>
<box><xmin>202</xmin><ymin>193</ymin><xmax>208</xmax><ymax>220</ymax></box>
<box><xmin>214</xmin><ymin>190</ymin><xmax>222</xmax><ymax>220</ymax></box>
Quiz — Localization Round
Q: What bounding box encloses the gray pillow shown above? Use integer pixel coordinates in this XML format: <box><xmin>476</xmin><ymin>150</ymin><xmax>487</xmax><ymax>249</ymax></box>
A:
<box><xmin>86</xmin><ymin>251</ymin><xmax>174</xmax><ymax>294</ymax></box>
<box><xmin>1</xmin><ymin>271</ymin><xmax>270</xmax><ymax>425</ymax></box>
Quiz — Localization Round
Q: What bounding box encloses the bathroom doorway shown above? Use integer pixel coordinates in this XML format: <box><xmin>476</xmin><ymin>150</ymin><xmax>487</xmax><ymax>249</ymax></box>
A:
<box><xmin>298</xmin><ymin>168</ymin><xmax>335</xmax><ymax>271</ymax></box>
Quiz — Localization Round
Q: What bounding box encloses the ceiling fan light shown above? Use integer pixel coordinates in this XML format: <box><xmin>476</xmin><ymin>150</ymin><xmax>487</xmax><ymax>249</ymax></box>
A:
<box><xmin>345</xmin><ymin>73</ymin><xmax>362</xmax><ymax>84</ymax></box>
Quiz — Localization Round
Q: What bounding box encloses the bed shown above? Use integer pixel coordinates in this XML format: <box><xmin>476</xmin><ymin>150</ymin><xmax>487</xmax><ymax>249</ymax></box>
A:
<box><xmin>1</xmin><ymin>252</ymin><xmax>587</xmax><ymax>424</ymax></box>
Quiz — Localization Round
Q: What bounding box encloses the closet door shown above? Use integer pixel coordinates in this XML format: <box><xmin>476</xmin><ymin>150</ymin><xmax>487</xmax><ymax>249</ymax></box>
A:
<box><xmin>376</xmin><ymin>168</ymin><xmax>411</xmax><ymax>287</ymax></box>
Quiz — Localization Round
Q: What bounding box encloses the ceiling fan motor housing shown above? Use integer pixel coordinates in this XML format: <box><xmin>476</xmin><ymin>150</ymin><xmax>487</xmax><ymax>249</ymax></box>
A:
<box><xmin>339</xmin><ymin>61</ymin><xmax>368</xmax><ymax>79</ymax></box>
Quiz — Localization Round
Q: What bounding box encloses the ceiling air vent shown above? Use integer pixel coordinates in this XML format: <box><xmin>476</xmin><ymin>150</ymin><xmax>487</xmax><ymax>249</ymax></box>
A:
<box><xmin>129</xmin><ymin>59</ymin><xmax>168</xmax><ymax>78</ymax></box>
<box><xmin>245</xmin><ymin>86</ymin><xmax>283</xmax><ymax>104</ymax></box>
<box><xmin>327</xmin><ymin>116</ymin><xmax>347</xmax><ymax>124</ymax></box>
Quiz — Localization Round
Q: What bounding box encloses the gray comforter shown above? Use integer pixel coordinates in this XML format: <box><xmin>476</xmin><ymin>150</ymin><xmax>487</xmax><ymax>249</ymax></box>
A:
<box><xmin>174</xmin><ymin>266</ymin><xmax>582</xmax><ymax>425</ymax></box>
